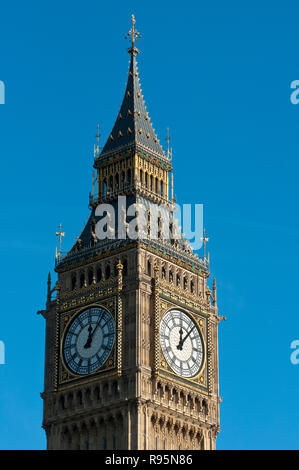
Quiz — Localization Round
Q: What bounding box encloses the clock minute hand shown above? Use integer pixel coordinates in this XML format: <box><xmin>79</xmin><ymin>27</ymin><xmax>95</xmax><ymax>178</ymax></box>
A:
<box><xmin>90</xmin><ymin>318</ymin><xmax>102</xmax><ymax>340</ymax></box>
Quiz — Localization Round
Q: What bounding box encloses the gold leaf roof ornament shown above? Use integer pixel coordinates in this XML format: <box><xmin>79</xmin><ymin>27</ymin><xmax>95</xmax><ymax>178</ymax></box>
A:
<box><xmin>125</xmin><ymin>14</ymin><xmax>142</xmax><ymax>57</ymax></box>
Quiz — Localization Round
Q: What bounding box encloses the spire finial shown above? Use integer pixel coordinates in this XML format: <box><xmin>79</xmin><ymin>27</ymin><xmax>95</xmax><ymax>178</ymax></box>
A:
<box><xmin>200</xmin><ymin>228</ymin><xmax>209</xmax><ymax>262</ymax></box>
<box><xmin>95</xmin><ymin>124</ymin><xmax>100</xmax><ymax>159</ymax></box>
<box><xmin>125</xmin><ymin>14</ymin><xmax>141</xmax><ymax>56</ymax></box>
<box><xmin>166</xmin><ymin>128</ymin><xmax>170</xmax><ymax>159</ymax></box>
<box><xmin>56</xmin><ymin>223</ymin><xmax>65</xmax><ymax>262</ymax></box>
<box><xmin>213</xmin><ymin>277</ymin><xmax>217</xmax><ymax>307</ymax></box>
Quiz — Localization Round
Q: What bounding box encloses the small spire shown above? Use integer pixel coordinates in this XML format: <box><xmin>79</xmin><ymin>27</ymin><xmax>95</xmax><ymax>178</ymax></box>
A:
<box><xmin>200</xmin><ymin>228</ymin><xmax>209</xmax><ymax>262</ymax></box>
<box><xmin>47</xmin><ymin>272</ymin><xmax>51</xmax><ymax>302</ymax></box>
<box><xmin>213</xmin><ymin>277</ymin><xmax>217</xmax><ymax>307</ymax></box>
<box><xmin>166</xmin><ymin>128</ymin><xmax>170</xmax><ymax>159</ymax></box>
<box><xmin>125</xmin><ymin>14</ymin><xmax>141</xmax><ymax>56</ymax></box>
<box><xmin>171</xmin><ymin>172</ymin><xmax>174</xmax><ymax>204</ymax></box>
<box><xmin>95</xmin><ymin>124</ymin><xmax>101</xmax><ymax>159</ymax></box>
<box><xmin>92</xmin><ymin>170</ymin><xmax>95</xmax><ymax>199</ymax></box>
<box><xmin>56</xmin><ymin>223</ymin><xmax>65</xmax><ymax>262</ymax></box>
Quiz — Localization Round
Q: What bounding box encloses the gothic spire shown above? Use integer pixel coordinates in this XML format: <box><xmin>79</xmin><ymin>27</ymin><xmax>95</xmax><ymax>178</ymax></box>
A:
<box><xmin>97</xmin><ymin>15</ymin><xmax>166</xmax><ymax>161</ymax></box>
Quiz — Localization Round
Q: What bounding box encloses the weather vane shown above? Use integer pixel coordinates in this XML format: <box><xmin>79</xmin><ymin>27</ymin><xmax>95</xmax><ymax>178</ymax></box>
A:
<box><xmin>125</xmin><ymin>14</ymin><xmax>141</xmax><ymax>55</ymax></box>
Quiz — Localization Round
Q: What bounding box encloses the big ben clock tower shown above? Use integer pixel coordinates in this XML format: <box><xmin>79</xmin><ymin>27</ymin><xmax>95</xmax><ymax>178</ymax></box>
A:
<box><xmin>39</xmin><ymin>16</ymin><xmax>223</xmax><ymax>450</ymax></box>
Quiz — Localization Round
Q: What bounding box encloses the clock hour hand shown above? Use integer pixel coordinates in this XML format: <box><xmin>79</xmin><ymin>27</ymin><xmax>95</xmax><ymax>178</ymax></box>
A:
<box><xmin>84</xmin><ymin>317</ymin><xmax>103</xmax><ymax>349</ymax></box>
<box><xmin>83</xmin><ymin>325</ymin><xmax>93</xmax><ymax>349</ymax></box>
<box><xmin>177</xmin><ymin>328</ymin><xmax>184</xmax><ymax>350</ymax></box>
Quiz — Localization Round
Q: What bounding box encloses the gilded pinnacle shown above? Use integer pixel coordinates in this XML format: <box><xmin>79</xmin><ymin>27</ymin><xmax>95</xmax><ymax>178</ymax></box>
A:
<box><xmin>125</xmin><ymin>14</ymin><xmax>141</xmax><ymax>56</ymax></box>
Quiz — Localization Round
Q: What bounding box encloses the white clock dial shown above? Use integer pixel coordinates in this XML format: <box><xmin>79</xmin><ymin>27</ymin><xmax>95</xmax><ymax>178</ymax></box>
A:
<box><xmin>63</xmin><ymin>306</ymin><xmax>115</xmax><ymax>375</ymax></box>
<box><xmin>160</xmin><ymin>309</ymin><xmax>204</xmax><ymax>378</ymax></box>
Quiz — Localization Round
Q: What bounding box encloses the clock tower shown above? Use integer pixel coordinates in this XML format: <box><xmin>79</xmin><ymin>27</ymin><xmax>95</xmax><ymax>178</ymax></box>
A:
<box><xmin>39</xmin><ymin>16</ymin><xmax>222</xmax><ymax>450</ymax></box>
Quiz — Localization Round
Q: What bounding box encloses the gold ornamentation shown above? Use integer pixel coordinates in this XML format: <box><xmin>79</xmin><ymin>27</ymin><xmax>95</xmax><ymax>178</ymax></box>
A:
<box><xmin>55</xmin><ymin>223</ymin><xmax>65</xmax><ymax>262</ymax></box>
<box><xmin>125</xmin><ymin>14</ymin><xmax>142</xmax><ymax>55</ymax></box>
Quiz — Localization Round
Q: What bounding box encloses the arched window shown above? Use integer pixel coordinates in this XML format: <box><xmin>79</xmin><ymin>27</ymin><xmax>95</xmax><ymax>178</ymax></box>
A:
<box><xmin>147</xmin><ymin>260</ymin><xmax>151</xmax><ymax>276</ymax></box>
<box><xmin>109</xmin><ymin>175</ymin><xmax>113</xmax><ymax>194</ymax></box>
<box><xmin>112</xmin><ymin>381</ymin><xmax>119</xmax><ymax>398</ymax></box>
<box><xmin>103</xmin><ymin>178</ymin><xmax>107</xmax><ymax>197</ymax></box>
<box><xmin>169</xmin><ymin>270</ymin><xmax>173</xmax><ymax>283</ymax></box>
<box><xmin>191</xmin><ymin>280</ymin><xmax>195</xmax><ymax>293</ymax></box>
<box><xmin>155</xmin><ymin>177</ymin><xmax>159</xmax><ymax>194</ymax></box>
<box><xmin>202</xmin><ymin>399</ymin><xmax>208</xmax><ymax>414</ymax></box>
<box><xmin>105</xmin><ymin>264</ymin><xmax>111</xmax><ymax>279</ymax></box>
<box><xmin>150</xmin><ymin>174</ymin><xmax>153</xmax><ymax>191</ymax></box>
<box><xmin>115</xmin><ymin>173</ymin><xmax>119</xmax><ymax>191</ymax></box>
<box><xmin>80</xmin><ymin>273</ymin><xmax>85</xmax><ymax>288</ymax></box>
<box><xmin>162</xmin><ymin>266</ymin><xmax>166</xmax><ymax>279</ymax></box>
<box><xmin>77</xmin><ymin>391</ymin><xmax>83</xmax><ymax>406</ymax></box>
<box><xmin>140</xmin><ymin>169</ymin><xmax>143</xmax><ymax>186</ymax></box>
<box><xmin>145</xmin><ymin>172</ymin><xmax>148</xmax><ymax>189</ymax></box>
<box><xmin>123</xmin><ymin>259</ymin><xmax>128</xmax><ymax>276</ymax></box>
<box><xmin>121</xmin><ymin>171</ymin><xmax>125</xmax><ymax>188</ymax></box>
<box><xmin>96</xmin><ymin>267</ymin><xmax>102</xmax><ymax>283</ymax></box>
<box><xmin>67</xmin><ymin>392</ymin><xmax>73</xmax><ymax>408</ymax></box>
<box><xmin>184</xmin><ymin>277</ymin><xmax>188</xmax><ymax>290</ymax></box>
<box><xmin>94</xmin><ymin>386</ymin><xmax>100</xmax><ymax>401</ymax></box>
<box><xmin>88</xmin><ymin>269</ymin><xmax>93</xmax><ymax>285</ymax></box>
<box><xmin>127</xmin><ymin>169</ymin><xmax>131</xmax><ymax>185</ymax></box>
<box><xmin>160</xmin><ymin>180</ymin><xmax>163</xmax><ymax>197</ymax></box>
<box><xmin>176</xmin><ymin>274</ymin><xmax>180</xmax><ymax>286</ymax></box>
<box><xmin>71</xmin><ymin>274</ymin><xmax>76</xmax><ymax>290</ymax></box>
<box><xmin>59</xmin><ymin>395</ymin><xmax>65</xmax><ymax>410</ymax></box>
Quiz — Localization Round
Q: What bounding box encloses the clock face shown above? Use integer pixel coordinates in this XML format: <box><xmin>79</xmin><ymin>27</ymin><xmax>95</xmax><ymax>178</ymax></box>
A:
<box><xmin>63</xmin><ymin>306</ymin><xmax>115</xmax><ymax>376</ymax></box>
<box><xmin>160</xmin><ymin>309</ymin><xmax>204</xmax><ymax>378</ymax></box>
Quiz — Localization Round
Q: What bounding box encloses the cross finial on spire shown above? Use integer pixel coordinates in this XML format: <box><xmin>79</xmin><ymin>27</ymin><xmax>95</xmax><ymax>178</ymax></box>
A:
<box><xmin>125</xmin><ymin>14</ymin><xmax>141</xmax><ymax>56</ymax></box>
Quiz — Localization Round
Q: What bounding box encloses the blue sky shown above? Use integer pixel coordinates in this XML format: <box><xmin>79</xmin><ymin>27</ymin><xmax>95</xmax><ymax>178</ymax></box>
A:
<box><xmin>0</xmin><ymin>0</ymin><xmax>299</xmax><ymax>450</ymax></box>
